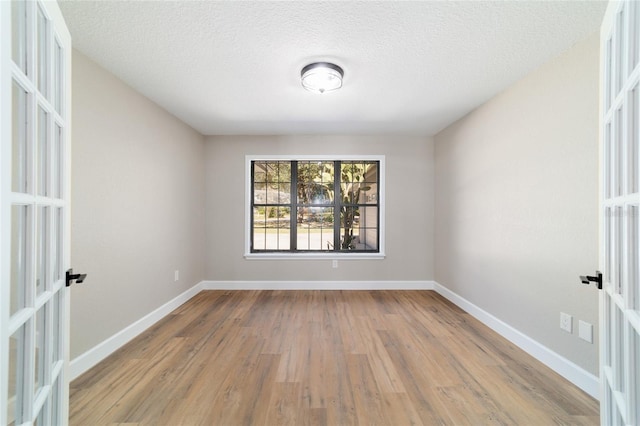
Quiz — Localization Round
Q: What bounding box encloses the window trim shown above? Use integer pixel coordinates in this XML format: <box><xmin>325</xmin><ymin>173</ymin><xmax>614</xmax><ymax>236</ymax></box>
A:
<box><xmin>245</xmin><ymin>155</ymin><xmax>385</xmax><ymax>260</ymax></box>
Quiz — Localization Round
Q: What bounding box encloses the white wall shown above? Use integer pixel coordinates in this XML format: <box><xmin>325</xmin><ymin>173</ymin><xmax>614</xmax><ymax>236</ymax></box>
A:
<box><xmin>204</xmin><ymin>135</ymin><xmax>434</xmax><ymax>282</ymax></box>
<box><xmin>70</xmin><ymin>51</ymin><xmax>206</xmax><ymax>359</ymax></box>
<box><xmin>434</xmin><ymin>34</ymin><xmax>600</xmax><ymax>374</ymax></box>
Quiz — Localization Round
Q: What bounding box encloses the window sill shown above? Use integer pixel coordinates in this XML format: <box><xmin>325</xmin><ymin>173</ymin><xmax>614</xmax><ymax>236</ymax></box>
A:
<box><xmin>244</xmin><ymin>252</ymin><xmax>386</xmax><ymax>260</ymax></box>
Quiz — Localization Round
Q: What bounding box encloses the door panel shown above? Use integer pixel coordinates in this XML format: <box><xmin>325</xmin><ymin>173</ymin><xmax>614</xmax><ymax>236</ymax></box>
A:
<box><xmin>600</xmin><ymin>1</ymin><xmax>640</xmax><ymax>425</ymax></box>
<box><xmin>1</xmin><ymin>0</ymin><xmax>72</xmax><ymax>424</ymax></box>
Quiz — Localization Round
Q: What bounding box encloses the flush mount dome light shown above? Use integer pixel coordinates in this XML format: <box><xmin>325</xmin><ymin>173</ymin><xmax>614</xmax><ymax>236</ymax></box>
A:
<box><xmin>301</xmin><ymin>62</ymin><xmax>344</xmax><ymax>94</ymax></box>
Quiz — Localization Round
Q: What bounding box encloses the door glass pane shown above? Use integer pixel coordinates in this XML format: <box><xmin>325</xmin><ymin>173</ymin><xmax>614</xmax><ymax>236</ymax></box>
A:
<box><xmin>51</xmin><ymin>292</ymin><xmax>61</xmax><ymax>365</ymax></box>
<box><xmin>616</xmin><ymin>7</ymin><xmax>625</xmax><ymax>94</ymax></box>
<box><xmin>8</xmin><ymin>325</ymin><xmax>26</xmax><ymax>426</ymax></box>
<box><xmin>631</xmin><ymin>83</ymin><xmax>639</xmax><ymax>195</ymax></box>
<box><xmin>52</xmin><ymin>124</ymin><xmax>62</xmax><ymax>199</ymax></box>
<box><xmin>635</xmin><ymin>2</ymin><xmax>640</xmax><ymax>75</ymax></box>
<box><xmin>604</xmin><ymin>295</ymin><xmax>612</xmax><ymax>366</ymax></box>
<box><xmin>35</xmin><ymin>305</ymin><xmax>47</xmax><ymax>397</ymax></box>
<box><xmin>633</xmin><ymin>330</ymin><xmax>640</xmax><ymax>422</ymax></box>
<box><xmin>615</xmin><ymin>306</ymin><xmax>625</xmax><ymax>392</ymax></box>
<box><xmin>11</xmin><ymin>0</ymin><xmax>28</xmax><ymax>74</ymax></box>
<box><xmin>50</xmin><ymin>377</ymin><xmax>60</xmax><ymax>426</ymax></box>
<box><xmin>35</xmin><ymin>398</ymin><xmax>49</xmax><ymax>426</ymax></box>
<box><xmin>605</xmin><ymin>207</ymin><xmax>612</xmax><ymax>284</ymax></box>
<box><xmin>37</xmin><ymin>4</ymin><xmax>49</xmax><ymax>97</ymax></box>
<box><xmin>37</xmin><ymin>106</ymin><xmax>48</xmax><ymax>197</ymax></box>
<box><xmin>54</xmin><ymin>40</ymin><xmax>63</xmax><ymax>114</ymax></box>
<box><xmin>606</xmin><ymin>37</ymin><xmax>613</xmax><ymax>112</ymax></box>
<box><xmin>11</xmin><ymin>205</ymin><xmax>29</xmax><ymax>316</ymax></box>
<box><xmin>52</xmin><ymin>208</ymin><xmax>62</xmax><ymax>282</ymax></box>
<box><xmin>615</xmin><ymin>108</ymin><xmax>623</xmax><ymax>197</ymax></box>
<box><xmin>616</xmin><ymin>206</ymin><xmax>623</xmax><ymax>295</ymax></box>
<box><xmin>36</xmin><ymin>207</ymin><xmax>49</xmax><ymax>296</ymax></box>
<box><xmin>632</xmin><ymin>206</ymin><xmax>640</xmax><ymax>310</ymax></box>
<box><xmin>12</xmin><ymin>81</ymin><xmax>29</xmax><ymax>193</ymax></box>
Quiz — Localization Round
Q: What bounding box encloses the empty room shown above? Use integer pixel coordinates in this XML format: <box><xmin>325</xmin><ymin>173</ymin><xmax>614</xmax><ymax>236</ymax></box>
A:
<box><xmin>2</xmin><ymin>0</ymin><xmax>639</xmax><ymax>425</ymax></box>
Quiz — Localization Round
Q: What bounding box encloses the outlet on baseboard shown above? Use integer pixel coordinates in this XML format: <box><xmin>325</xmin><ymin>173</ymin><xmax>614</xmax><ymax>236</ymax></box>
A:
<box><xmin>560</xmin><ymin>312</ymin><xmax>572</xmax><ymax>333</ymax></box>
<box><xmin>174</xmin><ymin>270</ymin><xmax>179</xmax><ymax>282</ymax></box>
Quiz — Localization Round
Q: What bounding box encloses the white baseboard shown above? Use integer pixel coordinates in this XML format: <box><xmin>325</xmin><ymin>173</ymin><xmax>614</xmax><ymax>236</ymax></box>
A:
<box><xmin>201</xmin><ymin>280</ymin><xmax>436</xmax><ymax>291</ymax></box>
<box><xmin>69</xmin><ymin>281</ymin><xmax>204</xmax><ymax>381</ymax></box>
<box><xmin>432</xmin><ymin>281</ymin><xmax>599</xmax><ymax>400</ymax></box>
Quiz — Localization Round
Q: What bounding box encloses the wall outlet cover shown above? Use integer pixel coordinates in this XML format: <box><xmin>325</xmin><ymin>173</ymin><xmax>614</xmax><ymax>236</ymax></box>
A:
<box><xmin>560</xmin><ymin>312</ymin><xmax>573</xmax><ymax>333</ymax></box>
<box><xmin>578</xmin><ymin>320</ymin><xmax>594</xmax><ymax>343</ymax></box>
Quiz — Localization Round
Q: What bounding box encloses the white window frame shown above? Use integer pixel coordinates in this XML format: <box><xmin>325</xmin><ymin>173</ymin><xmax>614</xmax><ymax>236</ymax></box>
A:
<box><xmin>244</xmin><ymin>155</ymin><xmax>385</xmax><ymax>260</ymax></box>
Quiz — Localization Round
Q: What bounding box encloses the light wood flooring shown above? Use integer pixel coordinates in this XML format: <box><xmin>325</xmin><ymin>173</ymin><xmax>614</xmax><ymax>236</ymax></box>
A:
<box><xmin>70</xmin><ymin>290</ymin><xmax>599</xmax><ymax>425</ymax></box>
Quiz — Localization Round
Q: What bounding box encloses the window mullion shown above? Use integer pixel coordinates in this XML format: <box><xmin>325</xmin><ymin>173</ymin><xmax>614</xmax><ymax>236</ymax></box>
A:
<box><xmin>250</xmin><ymin>161</ymin><xmax>255</xmax><ymax>252</ymax></box>
<box><xmin>290</xmin><ymin>161</ymin><xmax>297</xmax><ymax>251</ymax></box>
<box><xmin>376</xmin><ymin>162</ymin><xmax>381</xmax><ymax>251</ymax></box>
<box><xmin>334</xmin><ymin>161</ymin><xmax>341</xmax><ymax>252</ymax></box>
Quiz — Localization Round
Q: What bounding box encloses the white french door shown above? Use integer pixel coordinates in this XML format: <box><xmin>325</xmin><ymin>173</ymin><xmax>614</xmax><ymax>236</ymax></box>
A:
<box><xmin>599</xmin><ymin>0</ymin><xmax>640</xmax><ymax>425</ymax></box>
<box><xmin>1</xmin><ymin>1</ymin><xmax>72</xmax><ymax>425</ymax></box>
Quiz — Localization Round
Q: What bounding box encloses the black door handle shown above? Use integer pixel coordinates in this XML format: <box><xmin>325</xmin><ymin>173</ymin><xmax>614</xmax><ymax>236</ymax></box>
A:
<box><xmin>66</xmin><ymin>268</ymin><xmax>87</xmax><ymax>287</ymax></box>
<box><xmin>579</xmin><ymin>271</ymin><xmax>602</xmax><ymax>290</ymax></box>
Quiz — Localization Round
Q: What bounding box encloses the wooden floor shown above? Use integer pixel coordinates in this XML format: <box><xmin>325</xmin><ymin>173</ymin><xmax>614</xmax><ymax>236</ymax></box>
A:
<box><xmin>70</xmin><ymin>290</ymin><xmax>599</xmax><ymax>425</ymax></box>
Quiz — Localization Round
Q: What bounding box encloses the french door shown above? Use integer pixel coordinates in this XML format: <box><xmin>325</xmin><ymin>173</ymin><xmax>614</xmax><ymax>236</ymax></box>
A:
<box><xmin>600</xmin><ymin>0</ymin><xmax>640</xmax><ymax>424</ymax></box>
<box><xmin>1</xmin><ymin>0</ymin><xmax>72</xmax><ymax>424</ymax></box>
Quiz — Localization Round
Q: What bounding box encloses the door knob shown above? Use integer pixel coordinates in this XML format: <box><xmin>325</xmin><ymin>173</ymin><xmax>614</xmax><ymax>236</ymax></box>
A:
<box><xmin>66</xmin><ymin>268</ymin><xmax>87</xmax><ymax>287</ymax></box>
<box><xmin>579</xmin><ymin>271</ymin><xmax>602</xmax><ymax>290</ymax></box>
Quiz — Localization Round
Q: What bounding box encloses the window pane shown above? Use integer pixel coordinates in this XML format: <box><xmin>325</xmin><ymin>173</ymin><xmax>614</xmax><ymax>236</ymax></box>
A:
<box><xmin>340</xmin><ymin>206</ymin><xmax>377</xmax><ymax>251</ymax></box>
<box><xmin>358</xmin><ymin>207</ymin><xmax>379</xmax><ymax>251</ymax></box>
<box><xmin>254</xmin><ymin>162</ymin><xmax>267</xmax><ymax>183</ymax></box>
<box><xmin>341</xmin><ymin>162</ymin><xmax>369</xmax><ymax>204</ymax></box>
<box><xmin>254</xmin><ymin>182</ymin><xmax>266</xmax><ymax>204</ymax></box>
<box><xmin>251</xmin><ymin>159</ymin><xmax>380</xmax><ymax>253</ymax></box>
<box><xmin>277</xmin><ymin>162</ymin><xmax>291</xmax><ymax>182</ymax></box>
<box><xmin>11</xmin><ymin>205</ymin><xmax>29</xmax><ymax>316</ymax></box>
<box><xmin>278</xmin><ymin>183</ymin><xmax>291</xmax><ymax>204</ymax></box>
<box><xmin>297</xmin><ymin>207</ymin><xmax>333</xmax><ymax>251</ymax></box>
<box><xmin>252</xmin><ymin>206</ymin><xmax>290</xmax><ymax>251</ymax></box>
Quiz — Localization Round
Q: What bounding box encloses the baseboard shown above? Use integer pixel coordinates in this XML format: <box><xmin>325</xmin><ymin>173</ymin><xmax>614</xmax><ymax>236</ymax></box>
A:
<box><xmin>69</xmin><ymin>281</ymin><xmax>205</xmax><ymax>381</ymax></box>
<box><xmin>202</xmin><ymin>280</ymin><xmax>436</xmax><ymax>290</ymax></box>
<box><xmin>432</xmin><ymin>281</ymin><xmax>599</xmax><ymax>400</ymax></box>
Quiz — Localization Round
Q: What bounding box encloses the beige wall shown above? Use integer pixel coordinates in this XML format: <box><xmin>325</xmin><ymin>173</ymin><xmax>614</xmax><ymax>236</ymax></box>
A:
<box><xmin>70</xmin><ymin>51</ymin><xmax>206</xmax><ymax>358</ymax></box>
<box><xmin>434</xmin><ymin>34</ymin><xmax>600</xmax><ymax>374</ymax></box>
<box><xmin>204</xmin><ymin>135</ymin><xmax>434</xmax><ymax>282</ymax></box>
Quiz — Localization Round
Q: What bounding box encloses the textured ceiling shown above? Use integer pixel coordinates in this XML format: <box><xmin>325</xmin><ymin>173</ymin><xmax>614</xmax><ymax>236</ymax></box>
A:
<box><xmin>59</xmin><ymin>1</ymin><xmax>606</xmax><ymax>136</ymax></box>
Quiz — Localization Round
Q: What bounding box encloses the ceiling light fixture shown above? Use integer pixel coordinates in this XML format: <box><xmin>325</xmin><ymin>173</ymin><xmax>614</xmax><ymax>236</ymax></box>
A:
<box><xmin>301</xmin><ymin>62</ymin><xmax>344</xmax><ymax>94</ymax></box>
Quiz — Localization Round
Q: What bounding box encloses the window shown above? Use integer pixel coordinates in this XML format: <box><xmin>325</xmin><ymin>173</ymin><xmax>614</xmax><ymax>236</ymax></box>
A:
<box><xmin>246</xmin><ymin>156</ymin><xmax>384</xmax><ymax>258</ymax></box>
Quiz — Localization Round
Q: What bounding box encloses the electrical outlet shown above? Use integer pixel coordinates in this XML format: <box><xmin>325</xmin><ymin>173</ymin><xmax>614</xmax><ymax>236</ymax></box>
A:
<box><xmin>174</xmin><ymin>270</ymin><xmax>179</xmax><ymax>282</ymax></box>
<box><xmin>578</xmin><ymin>320</ymin><xmax>593</xmax><ymax>343</ymax></box>
<box><xmin>560</xmin><ymin>312</ymin><xmax>573</xmax><ymax>333</ymax></box>
<box><xmin>332</xmin><ymin>260</ymin><xmax>338</xmax><ymax>269</ymax></box>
